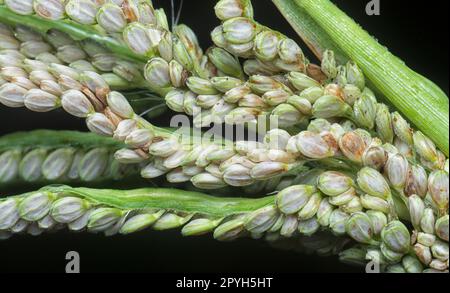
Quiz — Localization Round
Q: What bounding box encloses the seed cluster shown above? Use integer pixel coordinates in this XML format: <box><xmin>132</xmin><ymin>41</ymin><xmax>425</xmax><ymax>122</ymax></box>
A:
<box><xmin>1</xmin><ymin>173</ymin><xmax>447</xmax><ymax>273</ymax></box>
<box><xmin>1</xmin><ymin>35</ymin><xmax>448</xmax><ymax>197</ymax></box>
<box><xmin>0</xmin><ymin>24</ymin><xmax>145</xmax><ymax>111</ymax></box>
<box><xmin>213</xmin><ymin>0</ymin><xmax>309</xmax><ymax>75</ymax></box>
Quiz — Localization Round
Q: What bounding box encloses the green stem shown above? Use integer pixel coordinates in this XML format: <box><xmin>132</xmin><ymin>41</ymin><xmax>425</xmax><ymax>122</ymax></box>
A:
<box><xmin>29</xmin><ymin>186</ymin><xmax>276</xmax><ymax>218</ymax></box>
<box><xmin>292</xmin><ymin>0</ymin><xmax>449</xmax><ymax>156</ymax></box>
<box><xmin>0</xmin><ymin>5</ymin><xmax>147</xmax><ymax>63</ymax></box>
<box><xmin>0</xmin><ymin>130</ymin><xmax>125</xmax><ymax>152</ymax></box>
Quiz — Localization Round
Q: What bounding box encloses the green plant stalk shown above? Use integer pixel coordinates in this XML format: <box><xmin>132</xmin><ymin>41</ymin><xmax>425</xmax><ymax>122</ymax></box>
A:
<box><xmin>291</xmin><ymin>0</ymin><xmax>449</xmax><ymax>156</ymax></box>
<box><xmin>15</xmin><ymin>186</ymin><xmax>276</xmax><ymax>218</ymax></box>
<box><xmin>0</xmin><ymin>130</ymin><xmax>125</xmax><ymax>152</ymax></box>
<box><xmin>1</xmin><ymin>182</ymin><xmax>411</xmax><ymax>225</ymax></box>
<box><xmin>0</xmin><ymin>5</ymin><xmax>146</xmax><ymax>63</ymax></box>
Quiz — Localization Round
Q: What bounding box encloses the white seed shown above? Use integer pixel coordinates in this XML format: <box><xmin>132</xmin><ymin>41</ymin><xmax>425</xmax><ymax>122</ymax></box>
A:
<box><xmin>65</xmin><ymin>0</ymin><xmax>98</xmax><ymax>25</ymax></box>
<box><xmin>276</xmin><ymin>185</ymin><xmax>315</xmax><ymax>215</ymax></box>
<box><xmin>205</xmin><ymin>164</ymin><xmax>223</xmax><ymax>178</ymax></box>
<box><xmin>250</xmin><ymin>161</ymin><xmax>287</xmax><ymax>180</ymax></box>
<box><xmin>96</xmin><ymin>3</ymin><xmax>127</xmax><ymax>32</ymax></box>
<box><xmin>408</xmin><ymin>195</ymin><xmax>425</xmax><ymax>230</ymax></box>
<box><xmin>357</xmin><ymin>167</ymin><xmax>391</xmax><ymax>199</ymax></box>
<box><xmin>0</xmin><ymin>83</ymin><xmax>27</xmax><ymax>107</ymax></box>
<box><xmin>24</xmin><ymin>89</ymin><xmax>60</xmax><ymax>112</ymax></box>
<box><xmin>417</xmin><ymin>232</ymin><xmax>436</xmax><ymax>247</ymax></box>
<box><xmin>414</xmin><ymin>243</ymin><xmax>432</xmax><ymax>265</ymax></box>
<box><xmin>296</xmin><ymin>131</ymin><xmax>334</xmax><ymax>159</ymax></box>
<box><xmin>68</xmin><ymin>209</ymin><xmax>94</xmax><ymax>231</ymax></box>
<box><xmin>148</xmin><ymin>139</ymin><xmax>180</xmax><ymax>157</ymax></box>
<box><xmin>125</xmin><ymin>129</ymin><xmax>153</xmax><ymax>148</ymax></box>
<box><xmin>165</xmin><ymin>89</ymin><xmax>186</xmax><ymax>112</ymax></box>
<box><xmin>385</xmin><ymin>154</ymin><xmax>409</xmax><ymax>189</ymax></box>
<box><xmin>114</xmin><ymin>119</ymin><xmax>138</xmax><ymax>141</ymax></box>
<box><xmin>0</xmin><ymin>35</ymin><xmax>20</xmax><ymax>50</ymax></box>
<box><xmin>329</xmin><ymin>209</ymin><xmax>349</xmax><ymax>236</ymax></box>
<box><xmin>107</xmin><ymin>91</ymin><xmax>134</xmax><ymax>119</ymax></box>
<box><xmin>5</xmin><ymin>0</ymin><xmax>34</xmax><ymax>15</ymax></box>
<box><xmin>88</xmin><ymin>208</ymin><xmax>123</xmax><ymax>233</ymax></box>
<box><xmin>214</xmin><ymin>0</ymin><xmax>244</xmax><ymax>20</ymax></box>
<box><xmin>247</xmin><ymin>149</ymin><xmax>270</xmax><ymax>163</ymax></box>
<box><xmin>166</xmin><ymin>168</ymin><xmax>192</xmax><ymax>183</ymax></box>
<box><xmin>163</xmin><ymin>150</ymin><xmax>188</xmax><ymax>169</ymax></box>
<box><xmin>264</xmin><ymin>129</ymin><xmax>291</xmax><ymax>150</ymax></box>
<box><xmin>0</xmin><ymin>199</ymin><xmax>20</xmax><ymax>230</ymax></box>
<box><xmin>141</xmin><ymin>161</ymin><xmax>168</xmax><ymax>178</ymax></box>
<box><xmin>61</xmin><ymin>90</ymin><xmax>95</xmax><ymax>118</ymax></box>
<box><xmin>20</xmin><ymin>41</ymin><xmax>52</xmax><ymax>58</ymax></box>
<box><xmin>10</xmin><ymin>219</ymin><xmax>29</xmax><ymax>233</ymax></box>
<box><xmin>431</xmin><ymin>240</ymin><xmax>449</xmax><ymax>262</ymax></box>
<box><xmin>298</xmin><ymin>192</ymin><xmax>322</xmax><ymax>220</ymax></box>
<box><xmin>67</xmin><ymin>150</ymin><xmax>84</xmax><ymax>180</ymax></box>
<box><xmin>86</xmin><ymin>113</ymin><xmax>116</xmax><ymax>136</ymax></box>
<box><xmin>18</xmin><ymin>192</ymin><xmax>54</xmax><ymax>221</ymax></box>
<box><xmin>182</xmin><ymin>165</ymin><xmax>204</xmax><ymax>177</ymax></box>
<box><xmin>196</xmin><ymin>145</ymin><xmax>220</xmax><ymax>168</ymax></box>
<box><xmin>235</xmin><ymin>141</ymin><xmax>266</xmax><ymax>155</ymax></box>
<box><xmin>51</xmin><ymin>197</ymin><xmax>89</xmax><ymax>223</ymax></box>
<box><xmin>19</xmin><ymin>148</ymin><xmax>46</xmax><ymax>182</ymax></box>
<box><xmin>223</xmin><ymin>17</ymin><xmax>256</xmax><ymax>44</ymax></box>
<box><xmin>360</xmin><ymin>194</ymin><xmax>390</xmax><ymax>214</ymax></box>
<box><xmin>280</xmin><ymin>215</ymin><xmax>299</xmax><ymax>237</ymax></box>
<box><xmin>40</xmin><ymin>80</ymin><xmax>63</xmax><ymax>96</ymax></box>
<box><xmin>120</xmin><ymin>211</ymin><xmax>165</xmax><ymax>234</ymax></box>
<box><xmin>79</xmin><ymin>148</ymin><xmax>110</xmax><ymax>181</ymax></box>
<box><xmin>223</xmin><ymin>164</ymin><xmax>253</xmax><ymax>187</ymax></box>
<box><xmin>420</xmin><ymin>208</ymin><xmax>436</xmax><ymax>234</ymax></box>
<box><xmin>153</xmin><ymin>213</ymin><xmax>193</xmax><ymax>230</ymax></box>
<box><xmin>244</xmin><ymin>205</ymin><xmax>279</xmax><ymax>234</ymax></box>
<box><xmin>278</xmin><ymin>38</ymin><xmax>303</xmax><ymax>64</ymax></box>
<box><xmin>207</xmin><ymin>148</ymin><xmax>236</xmax><ymax>162</ymax></box>
<box><xmin>28</xmin><ymin>70</ymin><xmax>56</xmax><ymax>86</ymax></box>
<box><xmin>328</xmin><ymin>188</ymin><xmax>357</xmax><ymax>206</ymax></box>
<box><xmin>317</xmin><ymin>171</ymin><xmax>353</xmax><ymax>196</ymax></box>
<box><xmin>0</xmin><ymin>150</ymin><xmax>21</xmax><ymax>183</ymax></box>
<box><xmin>191</xmin><ymin>173</ymin><xmax>227</xmax><ymax>190</ymax></box>
<box><xmin>33</xmin><ymin>0</ymin><xmax>65</xmax><ymax>20</ymax></box>
<box><xmin>114</xmin><ymin>148</ymin><xmax>147</xmax><ymax>164</ymax></box>
<box><xmin>124</xmin><ymin>23</ymin><xmax>157</xmax><ymax>54</ymax></box>
<box><xmin>42</xmin><ymin>148</ymin><xmax>75</xmax><ymax>180</ymax></box>
<box><xmin>37</xmin><ymin>214</ymin><xmax>56</xmax><ymax>230</ymax></box>
<box><xmin>297</xmin><ymin>217</ymin><xmax>320</xmax><ymax>236</ymax></box>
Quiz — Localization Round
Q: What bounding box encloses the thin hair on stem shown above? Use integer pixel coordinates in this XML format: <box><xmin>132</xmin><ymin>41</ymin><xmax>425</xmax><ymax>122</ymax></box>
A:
<box><xmin>171</xmin><ymin>0</ymin><xmax>175</xmax><ymax>28</ymax></box>
<box><xmin>139</xmin><ymin>103</ymin><xmax>168</xmax><ymax>117</ymax></box>
<box><xmin>175</xmin><ymin>0</ymin><xmax>184</xmax><ymax>26</ymax></box>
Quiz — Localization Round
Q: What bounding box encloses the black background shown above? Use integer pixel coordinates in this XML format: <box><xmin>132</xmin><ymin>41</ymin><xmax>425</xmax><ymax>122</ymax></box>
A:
<box><xmin>0</xmin><ymin>0</ymin><xmax>448</xmax><ymax>273</ymax></box>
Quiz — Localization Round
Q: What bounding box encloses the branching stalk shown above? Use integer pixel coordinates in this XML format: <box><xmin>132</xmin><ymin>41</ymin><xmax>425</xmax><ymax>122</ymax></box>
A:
<box><xmin>291</xmin><ymin>0</ymin><xmax>449</xmax><ymax>156</ymax></box>
<box><xmin>0</xmin><ymin>5</ymin><xmax>146</xmax><ymax>63</ymax></box>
